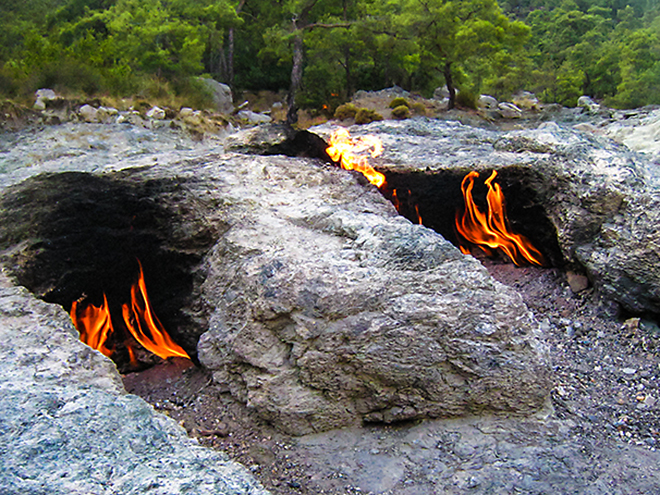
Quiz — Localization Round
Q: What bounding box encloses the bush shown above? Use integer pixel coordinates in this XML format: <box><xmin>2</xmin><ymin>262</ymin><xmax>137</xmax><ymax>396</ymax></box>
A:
<box><xmin>0</xmin><ymin>69</ymin><xmax>18</xmax><ymax>97</ymax></box>
<box><xmin>334</xmin><ymin>102</ymin><xmax>358</xmax><ymax>120</ymax></box>
<box><xmin>389</xmin><ymin>97</ymin><xmax>410</xmax><ymax>108</ymax></box>
<box><xmin>27</xmin><ymin>59</ymin><xmax>102</xmax><ymax>95</ymax></box>
<box><xmin>354</xmin><ymin>107</ymin><xmax>383</xmax><ymax>125</ymax></box>
<box><xmin>455</xmin><ymin>90</ymin><xmax>477</xmax><ymax>109</ymax></box>
<box><xmin>410</xmin><ymin>102</ymin><xmax>427</xmax><ymax>116</ymax></box>
<box><xmin>391</xmin><ymin>104</ymin><xmax>410</xmax><ymax>120</ymax></box>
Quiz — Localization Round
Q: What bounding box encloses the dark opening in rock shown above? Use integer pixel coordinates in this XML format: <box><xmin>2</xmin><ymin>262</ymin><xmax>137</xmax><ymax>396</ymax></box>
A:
<box><xmin>381</xmin><ymin>168</ymin><xmax>564</xmax><ymax>268</ymax></box>
<box><xmin>0</xmin><ymin>171</ymin><xmax>220</xmax><ymax>371</ymax></box>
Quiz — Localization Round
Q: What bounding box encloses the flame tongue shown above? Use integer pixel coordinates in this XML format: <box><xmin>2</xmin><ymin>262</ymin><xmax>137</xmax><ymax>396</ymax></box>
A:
<box><xmin>456</xmin><ymin>170</ymin><xmax>545</xmax><ymax>266</ymax></box>
<box><xmin>326</xmin><ymin>128</ymin><xmax>386</xmax><ymax>188</ymax></box>
<box><xmin>70</xmin><ymin>294</ymin><xmax>114</xmax><ymax>358</ymax></box>
<box><xmin>122</xmin><ymin>261</ymin><xmax>189</xmax><ymax>360</ymax></box>
<box><xmin>69</xmin><ymin>259</ymin><xmax>189</xmax><ymax>363</ymax></box>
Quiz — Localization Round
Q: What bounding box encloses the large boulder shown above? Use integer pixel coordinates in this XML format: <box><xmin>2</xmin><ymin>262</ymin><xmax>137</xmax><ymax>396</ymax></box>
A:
<box><xmin>312</xmin><ymin>119</ymin><xmax>660</xmax><ymax>316</ymax></box>
<box><xmin>198</xmin><ymin>78</ymin><xmax>234</xmax><ymax>114</ymax></box>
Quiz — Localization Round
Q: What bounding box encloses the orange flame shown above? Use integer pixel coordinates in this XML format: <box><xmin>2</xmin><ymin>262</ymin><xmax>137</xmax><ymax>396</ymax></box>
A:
<box><xmin>69</xmin><ymin>260</ymin><xmax>189</xmax><ymax>362</ymax></box>
<box><xmin>70</xmin><ymin>294</ymin><xmax>114</xmax><ymax>358</ymax></box>
<box><xmin>121</xmin><ymin>260</ymin><xmax>189</xmax><ymax>360</ymax></box>
<box><xmin>326</xmin><ymin>128</ymin><xmax>386</xmax><ymax>188</ymax></box>
<box><xmin>456</xmin><ymin>170</ymin><xmax>544</xmax><ymax>266</ymax></box>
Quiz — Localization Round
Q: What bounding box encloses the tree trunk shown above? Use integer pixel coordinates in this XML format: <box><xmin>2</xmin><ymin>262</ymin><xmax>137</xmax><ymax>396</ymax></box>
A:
<box><xmin>227</xmin><ymin>0</ymin><xmax>246</xmax><ymax>94</ymax></box>
<box><xmin>228</xmin><ymin>28</ymin><xmax>236</xmax><ymax>91</ymax></box>
<box><xmin>444</xmin><ymin>62</ymin><xmax>456</xmax><ymax>110</ymax></box>
<box><xmin>287</xmin><ymin>30</ymin><xmax>305</xmax><ymax>125</ymax></box>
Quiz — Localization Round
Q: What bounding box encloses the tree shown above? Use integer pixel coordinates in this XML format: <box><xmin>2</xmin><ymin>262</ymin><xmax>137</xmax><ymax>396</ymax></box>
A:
<box><xmin>390</xmin><ymin>0</ymin><xmax>530</xmax><ymax>109</ymax></box>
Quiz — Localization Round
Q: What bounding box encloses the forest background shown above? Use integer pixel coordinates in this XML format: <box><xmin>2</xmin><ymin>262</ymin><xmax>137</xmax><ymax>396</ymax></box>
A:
<box><xmin>1</xmin><ymin>0</ymin><xmax>659</xmax><ymax>116</ymax></box>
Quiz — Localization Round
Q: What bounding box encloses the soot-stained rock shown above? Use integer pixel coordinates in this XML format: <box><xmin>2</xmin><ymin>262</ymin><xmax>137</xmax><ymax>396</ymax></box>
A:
<box><xmin>313</xmin><ymin>119</ymin><xmax>660</xmax><ymax>317</ymax></box>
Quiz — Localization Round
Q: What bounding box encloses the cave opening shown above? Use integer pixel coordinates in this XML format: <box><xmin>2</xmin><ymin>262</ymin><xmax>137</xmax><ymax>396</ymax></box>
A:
<box><xmin>380</xmin><ymin>167</ymin><xmax>565</xmax><ymax>269</ymax></box>
<box><xmin>0</xmin><ymin>172</ymin><xmax>219</xmax><ymax>372</ymax></box>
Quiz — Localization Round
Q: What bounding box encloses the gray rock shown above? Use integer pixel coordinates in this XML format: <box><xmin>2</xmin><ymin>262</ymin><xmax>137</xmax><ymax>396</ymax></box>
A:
<box><xmin>35</xmin><ymin>88</ymin><xmax>58</xmax><ymax>101</ymax></box>
<box><xmin>0</xmin><ymin>277</ymin><xmax>269</xmax><ymax>495</ymax></box>
<box><xmin>146</xmin><ymin>105</ymin><xmax>166</xmax><ymax>120</ymax></box>
<box><xmin>512</xmin><ymin>91</ymin><xmax>540</xmax><ymax>110</ymax></box>
<box><xmin>312</xmin><ymin>119</ymin><xmax>660</xmax><ymax>315</ymax></box>
<box><xmin>237</xmin><ymin>109</ymin><xmax>272</xmax><ymax>125</ymax></box>
<box><xmin>96</xmin><ymin>106</ymin><xmax>118</xmax><ymax>124</ymax></box>
<box><xmin>478</xmin><ymin>95</ymin><xmax>498</xmax><ymax>110</ymax></box>
<box><xmin>78</xmin><ymin>104</ymin><xmax>99</xmax><ymax>123</ymax></box>
<box><xmin>34</xmin><ymin>89</ymin><xmax>58</xmax><ymax>110</ymax></box>
<box><xmin>498</xmin><ymin>102</ymin><xmax>523</xmax><ymax>118</ymax></box>
<box><xmin>433</xmin><ymin>86</ymin><xmax>450</xmax><ymax>100</ymax></box>
<box><xmin>578</xmin><ymin>95</ymin><xmax>601</xmax><ymax>113</ymax></box>
<box><xmin>0</xmin><ymin>126</ymin><xmax>551</xmax><ymax>436</ymax></box>
<box><xmin>198</xmin><ymin>78</ymin><xmax>233</xmax><ymax>114</ymax></box>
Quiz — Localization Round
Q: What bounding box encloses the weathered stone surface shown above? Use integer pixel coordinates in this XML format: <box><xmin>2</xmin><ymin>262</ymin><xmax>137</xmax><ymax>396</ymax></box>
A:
<box><xmin>478</xmin><ymin>95</ymin><xmax>498</xmax><ymax>110</ymax></box>
<box><xmin>237</xmin><ymin>109</ymin><xmax>272</xmax><ymax>124</ymax></box>
<box><xmin>198</xmin><ymin>78</ymin><xmax>234</xmax><ymax>114</ymax></box>
<box><xmin>498</xmin><ymin>101</ymin><xmax>523</xmax><ymax>118</ymax></box>
<box><xmin>78</xmin><ymin>104</ymin><xmax>99</xmax><ymax>123</ymax></box>
<box><xmin>0</xmin><ymin>275</ymin><xmax>268</xmax><ymax>495</ymax></box>
<box><xmin>313</xmin><ymin>119</ymin><xmax>660</xmax><ymax>315</ymax></box>
<box><xmin>0</xmin><ymin>123</ymin><xmax>551</xmax><ymax>436</ymax></box>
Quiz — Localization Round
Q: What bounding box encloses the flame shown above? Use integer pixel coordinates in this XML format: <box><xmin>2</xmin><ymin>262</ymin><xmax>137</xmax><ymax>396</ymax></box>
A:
<box><xmin>121</xmin><ymin>260</ymin><xmax>189</xmax><ymax>360</ymax></box>
<box><xmin>456</xmin><ymin>170</ymin><xmax>545</xmax><ymax>266</ymax></box>
<box><xmin>69</xmin><ymin>260</ymin><xmax>189</xmax><ymax>362</ymax></box>
<box><xmin>70</xmin><ymin>294</ymin><xmax>114</xmax><ymax>358</ymax></box>
<box><xmin>326</xmin><ymin>128</ymin><xmax>386</xmax><ymax>188</ymax></box>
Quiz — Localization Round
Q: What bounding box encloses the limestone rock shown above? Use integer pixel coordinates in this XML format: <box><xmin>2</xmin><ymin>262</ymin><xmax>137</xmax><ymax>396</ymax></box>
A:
<box><xmin>577</xmin><ymin>95</ymin><xmax>601</xmax><ymax>113</ymax></box>
<box><xmin>188</xmin><ymin>154</ymin><xmax>551</xmax><ymax>435</ymax></box>
<box><xmin>512</xmin><ymin>91</ymin><xmax>540</xmax><ymax>110</ymax></box>
<box><xmin>146</xmin><ymin>105</ymin><xmax>166</xmax><ymax>120</ymax></box>
<box><xmin>312</xmin><ymin>119</ymin><xmax>660</xmax><ymax>316</ymax></box>
<box><xmin>433</xmin><ymin>86</ymin><xmax>450</xmax><ymax>100</ymax></box>
<box><xmin>0</xmin><ymin>280</ymin><xmax>268</xmax><ymax>495</ymax></box>
<box><xmin>478</xmin><ymin>95</ymin><xmax>498</xmax><ymax>110</ymax></box>
<box><xmin>237</xmin><ymin>109</ymin><xmax>272</xmax><ymax>125</ymax></box>
<box><xmin>78</xmin><ymin>104</ymin><xmax>99</xmax><ymax>123</ymax></box>
<box><xmin>498</xmin><ymin>102</ymin><xmax>523</xmax><ymax>118</ymax></box>
<box><xmin>198</xmin><ymin>78</ymin><xmax>234</xmax><ymax>114</ymax></box>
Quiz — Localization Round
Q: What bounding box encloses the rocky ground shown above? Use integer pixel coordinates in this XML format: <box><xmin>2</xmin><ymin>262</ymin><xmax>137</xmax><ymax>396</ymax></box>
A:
<box><xmin>123</xmin><ymin>252</ymin><xmax>660</xmax><ymax>494</ymax></box>
<box><xmin>3</xmin><ymin>101</ymin><xmax>660</xmax><ymax>494</ymax></box>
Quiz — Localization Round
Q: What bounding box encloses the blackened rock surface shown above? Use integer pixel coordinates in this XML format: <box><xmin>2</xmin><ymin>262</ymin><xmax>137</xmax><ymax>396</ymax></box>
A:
<box><xmin>313</xmin><ymin>119</ymin><xmax>660</xmax><ymax>316</ymax></box>
<box><xmin>0</xmin><ymin>275</ymin><xmax>268</xmax><ymax>495</ymax></box>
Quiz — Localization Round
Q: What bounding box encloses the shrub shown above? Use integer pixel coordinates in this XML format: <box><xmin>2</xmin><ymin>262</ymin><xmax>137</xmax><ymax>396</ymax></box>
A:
<box><xmin>334</xmin><ymin>103</ymin><xmax>358</xmax><ymax>120</ymax></box>
<box><xmin>410</xmin><ymin>102</ymin><xmax>427</xmax><ymax>116</ymax></box>
<box><xmin>391</xmin><ymin>104</ymin><xmax>410</xmax><ymax>120</ymax></box>
<box><xmin>455</xmin><ymin>90</ymin><xmax>478</xmax><ymax>110</ymax></box>
<box><xmin>389</xmin><ymin>97</ymin><xmax>410</xmax><ymax>108</ymax></box>
<box><xmin>354</xmin><ymin>108</ymin><xmax>383</xmax><ymax>125</ymax></box>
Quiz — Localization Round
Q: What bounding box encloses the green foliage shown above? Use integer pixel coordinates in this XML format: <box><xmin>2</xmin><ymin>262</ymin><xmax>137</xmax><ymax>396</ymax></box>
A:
<box><xmin>410</xmin><ymin>101</ymin><xmax>427</xmax><ymax>115</ymax></box>
<box><xmin>1</xmin><ymin>0</ymin><xmax>660</xmax><ymax>110</ymax></box>
<box><xmin>391</xmin><ymin>104</ymin><xmax>410</xmax><ymax>119</ymax></box>
<box><xmin>455</xmin><ymin>90</ymin><xmax>478</xmax><ymax>109</ymax></box>
<box><xmin>389</xmin><ymin>97</ymin><xmax>409</xmax><ymax>108</ymax></box>
<box><xmin>334</xmin><ymin>102</ymin><xmax>358</xmax><ymax>120</ymax></box>
<box><xmin>354</xmin><ymin>107</ymin><xmax>383</xmax><ymax>124</ymax></box>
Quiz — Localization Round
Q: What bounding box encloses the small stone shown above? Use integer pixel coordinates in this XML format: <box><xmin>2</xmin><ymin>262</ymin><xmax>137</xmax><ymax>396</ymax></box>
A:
<box><xmin>79</xmin><ymin>104</ymin><xmax>99</xmax><ymax>123</ymax></box>
<box><xmin>147</xmin><ymin>106</ymin><xmax>166</xmax><ymax>120</ymax></box>
<box><xmin>566</xmin><ymin>271</ymin><xmax>589</xmax><ymax>293</ymax></box>
<box><xmin>622</xmin><ymin>368</ymin><xmax>637</xmax><ymax>375</ymax></box>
